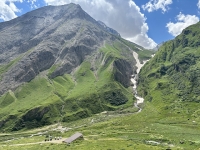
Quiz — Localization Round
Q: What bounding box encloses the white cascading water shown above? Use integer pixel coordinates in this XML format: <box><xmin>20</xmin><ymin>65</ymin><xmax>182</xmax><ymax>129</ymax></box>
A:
<box><xmin>131</xmin><ymin>51</ymin><xmax>150</xmax><ymax>112</ymax></box>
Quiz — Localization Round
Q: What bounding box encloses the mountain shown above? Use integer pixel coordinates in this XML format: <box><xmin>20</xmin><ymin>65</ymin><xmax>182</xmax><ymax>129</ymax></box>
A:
<box><xmin>97</xmin><ymin>21</ymin><xmax>121</xmax><ymax>37</ymax></box>
<box><xmin>138</xmin><ymin>21</ymin><xmax>200</xmax><ymax>121</ymax></box>
<box><xmin>0</xmin><ymin>3</ymin><xmax>153</xmax><ymax>131</ymax></box>
<box><xmin>0</xmin><ymin>3</ymin><xmax>114</xmax><ymax>94</ymax></box>
<box><xmin>152</xmin><ymin>42</ymin><xmax>163</xmax><ymax>51</ymax></box>
<box><xmin>1</xmin><ymin>4</ymin><xmax>200</xmax><ymax>150</ymax></box>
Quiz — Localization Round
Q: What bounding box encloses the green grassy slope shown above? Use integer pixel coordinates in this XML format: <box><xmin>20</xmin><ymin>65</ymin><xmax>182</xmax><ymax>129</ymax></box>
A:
<box><xmin>1</xmin><ymin>100</ymin><xmax>200</xmax><ymax>149</ymax></box>
<box><xmin>138</xmin><ymin>22</ymin><xmax>200</xmax><ymax>126</ymax></box>
<box><xmin>1</xmin><ymin>32</ymin><xmax>200</xmax><ymax>149</ymax></box>
<box><xmin>0</xmin><ymin>39</ymin><xmax>153</xmax><ymax>131</ymax></box>
<box><xmin>1</xmin><ymin>23</ymin><xmax>200</xmax><ymax>150</ymax></box>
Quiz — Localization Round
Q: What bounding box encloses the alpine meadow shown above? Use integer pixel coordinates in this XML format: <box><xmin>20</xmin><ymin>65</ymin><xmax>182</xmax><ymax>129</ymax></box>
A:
<box><xmin>0</xmin><ymin>2</ymin><xmax>200</xmax><ymax>150</ymax></box>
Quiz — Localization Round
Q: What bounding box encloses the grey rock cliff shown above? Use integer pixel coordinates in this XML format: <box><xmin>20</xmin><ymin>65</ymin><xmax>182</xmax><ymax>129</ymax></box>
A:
<box><xmin>0</xmin><ymin>3</ymin><xmax>119</xmax><ymax>94</ymax></box>
<box><xmin>97</xmin><ymin>21</ymin><xmax>121</xmax><ymax>37</ymax></box>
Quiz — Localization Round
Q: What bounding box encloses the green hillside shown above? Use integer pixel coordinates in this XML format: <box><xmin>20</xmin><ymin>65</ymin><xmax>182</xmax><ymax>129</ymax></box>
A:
<box><xmin>138</xmin><ymin>22</ymin><xmax>200</xmax><ymax>122</ymax></box>
<box><xmin>0</xmin><ymin>39</ymin><xmax>153</xmax><ymax>131</ymax></box>
<box><xmin>4</xmin><ymin>3</ymin><xmax>200</xmax><ymax>150</ymax></box>
<box><xmin>2</xmin><ymin>23</ymin><xmax>200</xmax><ymax>149</ymax></box>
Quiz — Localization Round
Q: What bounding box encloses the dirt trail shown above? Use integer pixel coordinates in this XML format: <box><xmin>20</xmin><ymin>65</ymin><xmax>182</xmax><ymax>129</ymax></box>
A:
<box><xmin>2</xmin><ymin>139</ymin><xmax>64</xmax><ymax>147</ymax></box>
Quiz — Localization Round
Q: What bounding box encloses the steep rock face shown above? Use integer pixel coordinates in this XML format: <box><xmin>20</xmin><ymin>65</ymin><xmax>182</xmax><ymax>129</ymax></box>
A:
<box><xmin>97</xmin><ymin>21</ymin><xmax>121</xmax><ymax>37</ymax></box>
<box><xmin>114</xmin><ymin>59</ymin><xmax>133</xmax><ymax>88</ymax></box>
<box><xmin>0</xmin><ymin>3</ymin><xmax>115</xmax><ymax>94</ymax></box>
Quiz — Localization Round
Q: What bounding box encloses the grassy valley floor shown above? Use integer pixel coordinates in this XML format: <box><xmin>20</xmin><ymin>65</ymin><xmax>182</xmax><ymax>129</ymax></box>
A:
<box><xmin>0</xmin><ymin>102</ymin><xmax>200</xmax><ymax>150</ymax></box>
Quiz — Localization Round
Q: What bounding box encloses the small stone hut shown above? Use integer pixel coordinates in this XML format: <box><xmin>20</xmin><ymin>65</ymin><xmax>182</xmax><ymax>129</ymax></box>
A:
<box><xmin>63</xmin><ymin>132</ymin><xmax>83</xmax><ymax>144</ymax></box>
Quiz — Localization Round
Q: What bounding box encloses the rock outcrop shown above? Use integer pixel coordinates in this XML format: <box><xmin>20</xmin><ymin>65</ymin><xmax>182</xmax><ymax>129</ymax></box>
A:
<box><xmin>0</xmin><ymin>3</ymin><xmax>117</xmax><ymax>95</ymax></box>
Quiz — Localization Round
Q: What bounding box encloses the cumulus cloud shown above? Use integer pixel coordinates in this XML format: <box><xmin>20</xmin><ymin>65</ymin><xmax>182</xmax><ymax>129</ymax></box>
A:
<box><xmin>44</xmin><ymin>0</ymin><xmax>157</xmax><ymax>49</ymax></box>
<box><xmin>0</xmin><ymin>0</ymin><xmax>23</xmax><ymax>21</ymax></box>
<box><xmin>142</xmin><ymin>0</ymin><xmax>172</xmax><ymax>13</ymax></box>
<box><xmin>198</xmin><ymin>0</ymin><xmax>200</xmax><ymax>9</ymax></box>
<box><xmin>166</xmin><ymin>13</ymin><xmax>199</xmax><ymax>36</ymax></box>
<box><xmin>27</xmin><ymin>0</ymin><xmax>39</xmax><ymax>9</ymax></box>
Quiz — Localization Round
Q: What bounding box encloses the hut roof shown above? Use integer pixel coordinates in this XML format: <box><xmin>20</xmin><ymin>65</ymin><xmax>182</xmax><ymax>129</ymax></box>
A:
<box><xmin>63</xmin><ymin>132</ymin><xmax>83</xmax><ymax>144</ymax></box>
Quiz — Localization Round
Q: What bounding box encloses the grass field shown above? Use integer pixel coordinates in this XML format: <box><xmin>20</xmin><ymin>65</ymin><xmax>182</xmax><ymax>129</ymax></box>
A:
<box><xmin>4</xmin><ymin>38</ymin><xmax>198</xmax><ymax>149</ymax></box>
<box><xmin>0</xmin><ymin>101</ymin><xmax>200</xmax><ymax>150</ymax></box>
<box><xmin>0</xmin><ymin>39</ymin><xmax>142</xmax><ymax>131</ymax></box>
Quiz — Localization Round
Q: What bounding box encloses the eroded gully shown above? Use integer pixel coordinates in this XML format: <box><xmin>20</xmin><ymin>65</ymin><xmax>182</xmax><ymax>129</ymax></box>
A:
<box><xmin>131</xmin><ymin>51</ymin><xmax>151</xmax><ymax>113</ymax></box>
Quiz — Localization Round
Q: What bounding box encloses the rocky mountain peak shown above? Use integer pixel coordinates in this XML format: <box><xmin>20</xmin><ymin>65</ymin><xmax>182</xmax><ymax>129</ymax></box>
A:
<box><xmin>0</xmin><ymin>3</ymin><xmax>117</xmax><ymax>95</ymax></box>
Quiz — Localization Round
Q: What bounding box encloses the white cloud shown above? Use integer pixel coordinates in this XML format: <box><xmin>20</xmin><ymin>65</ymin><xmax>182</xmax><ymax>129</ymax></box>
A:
<box><xmin>142</xmin><ymin>0</ymin><xmax>172</xmax><ymax>13</ymax></box>
<box><xmin>44</xmin><ymin>0</ymin><xmax>157</xmax><ymax>49</ymax></box>
<box><xmin>27</xmin><ymin>0</ymin><xmax>39</xmax><ymax>9</ymax></box>
<box><xmin>166</xmin><ymin>13</ymin><xmax>199</xmax><ymax>36</ymax></box>
<box><xmin>198</xmin><ymin>0</ymin><xmax>200</xmax><ymax>9</ymax></box>
<box><xmin>0</xmin><ymin>0</ymin><xmax>22</xmax><ymax>21</ymax></box>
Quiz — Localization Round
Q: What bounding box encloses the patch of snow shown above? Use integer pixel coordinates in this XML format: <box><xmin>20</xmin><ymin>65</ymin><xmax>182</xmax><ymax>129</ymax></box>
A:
<box><xmin>136</xmin><ymin>46</ymin><xmax>143</xmax><ymax>51</ymax></box>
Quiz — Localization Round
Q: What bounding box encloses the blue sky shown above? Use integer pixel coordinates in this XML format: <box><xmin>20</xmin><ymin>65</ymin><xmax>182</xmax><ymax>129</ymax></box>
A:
<box><xmin>134</xmin><ymin>0</ymin><xmax>200</xmax><ymax>44</ymax></box>
<box><xmin>0</xmin><ymin>0</ymin><xmax>200</xmax><ymax>49</ymax></box>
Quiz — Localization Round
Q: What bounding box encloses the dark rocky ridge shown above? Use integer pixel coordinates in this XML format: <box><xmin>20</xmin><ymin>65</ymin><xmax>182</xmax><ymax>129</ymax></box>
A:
<box><xmin>0</xmin><ymin>3</ymin><xmax>131</xmax><ymax>95</ymax></box>
<box><xmin>114</xmin><ymin>59</ymin><xmax>133</xmax><ymax>88</ymax></box>
<box><xmin>97</xmin><ymin>21</ymin><xmax>121</xmax><ymax>37</ymax></box>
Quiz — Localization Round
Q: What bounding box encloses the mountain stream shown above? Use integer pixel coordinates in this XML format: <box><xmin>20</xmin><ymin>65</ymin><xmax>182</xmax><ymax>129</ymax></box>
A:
<box><xmin>131</xmin><ymin>52</ymin><xmax>149</xmax><ymax>112</ymax></box>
